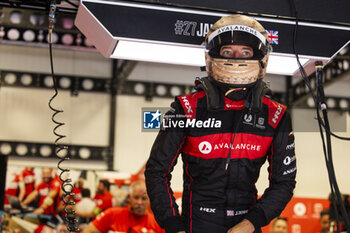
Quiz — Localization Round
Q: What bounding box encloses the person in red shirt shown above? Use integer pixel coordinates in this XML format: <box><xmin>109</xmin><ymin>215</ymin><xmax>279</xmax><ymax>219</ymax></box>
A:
<box><xmin>4</xmin><ymin>172</ymin><xmax>25</xmax><ymax>206</ymax></box>
<box><xmin>270</xmin><ymin>217</ymin><xmax>288</xmax><ymax>233</ymax></box>
<box><xmin>21</xmin><ymin>167</ymin><xmax>36</xmax><ymax>200</ymax></box>
<box><xmin>57</xmin><ymin>184</ymin><xmax>83</xmax><ymax>215</ymax></box>
<box><xmin>72</xmin><ymin>184</ymin><xmax>83</xmax><ymax>203</ymax></box>
<box><xmin>93</xmin><ymin>180</ymin><xmax>114</xmax><ymax>214</ymax></box>
<box><xmin>82</xmin><ymin>180</ymin><xmax>164</xmax><ymax>233</ymax></box>
<box><xmin>72</xmin><ymin>178</ymin><xmax>85</xmax><ymax>203</ymax></box>
<box><xmin>21</xmin><ymin>168</ymin><xmax>61</xmax><ymax>215</ymax></box>
<box><xmin>319</xmin><ymin>209</ymin><xmax>331</xmax><ymax>233</ymax></box>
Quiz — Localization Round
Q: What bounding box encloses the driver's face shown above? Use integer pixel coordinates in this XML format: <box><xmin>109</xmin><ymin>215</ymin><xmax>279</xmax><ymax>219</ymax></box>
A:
<box><xmin>219</xmin><ymin>45</ymin><xmax>254</xmax><ymax>59</ymax></box>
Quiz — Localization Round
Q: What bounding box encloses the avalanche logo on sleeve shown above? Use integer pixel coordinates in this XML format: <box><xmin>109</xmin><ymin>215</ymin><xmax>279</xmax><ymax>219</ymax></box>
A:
<box><xmin>143</xmin><ymin>110</ymin><xmax>161</xmax><ymax>129</ymax></box>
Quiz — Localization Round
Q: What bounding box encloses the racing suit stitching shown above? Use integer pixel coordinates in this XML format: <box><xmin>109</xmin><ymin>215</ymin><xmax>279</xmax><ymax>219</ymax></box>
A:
<box><xmin>164</xmin><ymin>176</ymin><xmax>176</xmax><ymax>216</ymax></box>
<box><xmin>268</xmin><ymin>144</ymin><xmax>274</xmax><ymax>181</ymax></box>
<box><xmin>163</xmin><ymin>137</ymin><xmax>186</xmax><ymax>216</ymax></box>
<box><xmin>184</xmin><ymin>160</ymin><xmax>194</xmax><ymax>233</ymax></box>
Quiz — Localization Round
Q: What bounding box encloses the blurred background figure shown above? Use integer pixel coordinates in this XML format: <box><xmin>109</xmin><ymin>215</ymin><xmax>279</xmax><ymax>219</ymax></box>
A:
<box><xmin>76</xmin><ymin>178</ymin><xmax>85</xmax><ymax>190</ymax></box>
<box><xmin>93</xmin><ymin>180</ymin><xmax>114</xmax><ymax>214</ymax></box>
<box><xmin>21</xmin><ymin>167</ymin><xmax>36</xmax><ymax>201</ymax></box>
<box><xmin>56</xmin><ymin>223</ymin><xmax>69</xmax><ymax>233</ymax></box>
<box><xmin>76</xmin><ymin>188</ymin><xmax>96</xmax><ymax>218</ymax></box>
<box><xmin>21</xmin><ymin>168</ymin><xmax>60</xmax><ymax>215</ymax></box>
<box><xmin>57</xmin><ymin>177</ymin><xmax>85</xmax><ymax>215</ymax></box>
<box><xmin>20</xmin><ymin>168</ymin><xmax>61</xmax><ymax>233</ymax></box>
<box><xmin>270</xmin><ymin>217</ymin><xmax>288</xmax><ymax>233</ymax></box>
<box><xmin>4</xmin><ymin>171</ymin><xmax>25</xmax><ymax>205</ymax></box>
<box><xmin>72</xmin><ymin>178</ymin><xmax>85</xmax><ymax>203</ymax></box>
<box><xmin>319</xmin><ymin>209</ymin><xmax>331</xmax><ymax>233</ymax></box>
<box><xmin>113</xmin><ymin>188</ymin><xmax>128</xmax><ymax>207</ymax></box>
<box><xmin>328</xmin><ymin>193</ymin><xmax>350</xmax><ymax>232</ymax></box>
<box><xmin>82</xmin><ymin>180</ymin><xmax>164</xmax><ymax>233</ymax></box>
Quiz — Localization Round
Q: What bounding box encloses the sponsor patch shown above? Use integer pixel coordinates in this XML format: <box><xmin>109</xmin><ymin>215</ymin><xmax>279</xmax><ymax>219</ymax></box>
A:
<box><xmin>255</xmin><ymin>117</ymin><xmax>266</xmax><ymax>129</ymax></box>
<box><xmin>200</xmin><ymin>207</ymin><xmax>216</xmax><ymax>213</ymax></box>
<box><xmin>226</xmin><ymin>209</ymin><xmax>248</xmax><ymax>216</ymax></box>
<box><xmin>198</xmin><ymin>141</ymin><xmax>212</xmax><ymax>154</ymax></box>
<box><xmin>227</xmin><ymin>210</ymin><xmax>234</xmax><ymax>216</ymax></box>
<box><xmin>263</xmin><ymin>98</ymin><xmax>287</xmax><ymax>128</ymax></box>
<box><xmin>283</xmin><ymin>167</ymin><xmax>297</xmax><ymax>175</ymax></box>
<box><xmin>243</xmin><ymin>113</ymin><xmax>253</xmax><ymax>125</ymax></box>
<box><xmin>272</xmin><ymin>105</ymin><xmax>283</xmax><ymax>124</ymax></box>
<box><xmin>283</xmin><ymin>155</ymin><xmax>296</xmax><ymax>165</ymax></box>
<box><xmin>286</xmin><ymin>142</ymin><xmax>295</xmax><ymax>150</ymax></box>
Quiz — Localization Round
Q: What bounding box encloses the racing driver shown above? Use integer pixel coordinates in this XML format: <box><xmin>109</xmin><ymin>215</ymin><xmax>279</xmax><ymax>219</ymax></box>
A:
<box><xmin>145</xmin><ymin>14</ymin><xmax>297</xmax><ymax>233</ymax></box>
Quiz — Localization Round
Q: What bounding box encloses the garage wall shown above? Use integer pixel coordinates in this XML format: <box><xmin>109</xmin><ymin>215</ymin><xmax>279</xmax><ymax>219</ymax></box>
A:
<box><xmin>0</xmin><ymin>44</ymin><xmax>112</xmax><ymax>170</ymax></box>
<box><xmin>256</xmin><ymin>112</ymin><xmax>350</xmax><ymax>198</ymax></box>
<box><xmin>1</xmin><ymin>44</ymin><xmax>350</xmax><ymax>199</ymax></box>
<box><xmin>0</xmin><ymin>45</ymin><xmax>112</xmax><ymax>146</ymax></box>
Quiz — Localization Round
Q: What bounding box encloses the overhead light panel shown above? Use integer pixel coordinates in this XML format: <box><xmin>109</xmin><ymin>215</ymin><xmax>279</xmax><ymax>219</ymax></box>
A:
<box><xmin>112</xmin><ymin>40</ymin><xmax>205</xmax><ymax>67</ymax></box>
<box><xmin>112</xmin><ymin>41</ymin><xmax>313</xmax><ymax>75</ymax></box>
<box><xmin>75</xmin><ymin>0</ymin><xmax>350</xmax><ymax>76</ymax></box>
<box><xmin>267</xmin><ymin>54</ymin><xmax>310</xmax><ymax>76</ymax></box>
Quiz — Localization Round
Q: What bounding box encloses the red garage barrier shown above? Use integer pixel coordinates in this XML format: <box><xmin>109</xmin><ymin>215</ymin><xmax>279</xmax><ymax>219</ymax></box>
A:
<box><xmin>261</xmin><ymin>197</ymin><xmax>330</xmax><ymax>233</ymax></box>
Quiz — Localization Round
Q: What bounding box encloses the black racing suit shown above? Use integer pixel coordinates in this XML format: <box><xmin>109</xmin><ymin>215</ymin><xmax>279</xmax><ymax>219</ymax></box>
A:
<box><xmin>145</xmin><ymin>89</ymin><xmax>296</xmax><ymax>233</ymax></box>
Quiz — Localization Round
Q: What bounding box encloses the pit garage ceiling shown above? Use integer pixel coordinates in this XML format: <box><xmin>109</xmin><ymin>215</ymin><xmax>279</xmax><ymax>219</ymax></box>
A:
<box><xmin>0</xmin><ymin>0</ymin><xmax>350</xmax><ymax>101</ymax></box>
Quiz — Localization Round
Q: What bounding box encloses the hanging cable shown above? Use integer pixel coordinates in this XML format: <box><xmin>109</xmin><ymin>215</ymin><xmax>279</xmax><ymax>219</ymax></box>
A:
<box><xmin>289</xmin><ymin>0</ymin><xmax>350</xmax><ymax>141</ymax></box>
<box><xmin>47</xmin><ymin>1</ymin><xmax>78</xmax><ymax>231</ymax></box>
<box><xmin>290</xmin><ymin>0</ymin><xmax>350</xmax><ymax>231</ymax></box>
<box><xmin>315</xmin><ymin>63</ymin><xmax>346</xmax><ymax>232</ymax></box>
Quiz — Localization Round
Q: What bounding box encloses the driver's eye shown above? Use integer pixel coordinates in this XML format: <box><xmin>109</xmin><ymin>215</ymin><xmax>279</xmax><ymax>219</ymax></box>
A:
<box><xmin>220</xmin><ymin>49</ymin><xmax>233</xmax><ymax>58</ymax></box>
<box><xmin>242</xmin><ymin>51</ymin><xmax>252</xmax><ymax>57</ymax></box>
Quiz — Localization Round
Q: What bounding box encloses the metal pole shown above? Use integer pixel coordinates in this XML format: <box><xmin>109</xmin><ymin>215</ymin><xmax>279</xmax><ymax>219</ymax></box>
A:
<box><xmin>285</xmin><ymin>75</ymin><xmax>292</xmax><ymax>108</ymax></box>
<box><xmin>107</xmin><ymin>60</ymin><xmax>118</xmax><ymax>171</ymax></box>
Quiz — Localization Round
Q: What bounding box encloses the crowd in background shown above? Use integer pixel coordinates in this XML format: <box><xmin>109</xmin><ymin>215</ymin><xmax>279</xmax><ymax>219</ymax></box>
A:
<box><xmin>3</xmin><ymin>167</ymin><xmax>131</xmax><ymax>233</ymax></box>
<box><xmin>2</xmin><ymin>167</ymin><xmax>345</xmax><ymax>233</ymax></box>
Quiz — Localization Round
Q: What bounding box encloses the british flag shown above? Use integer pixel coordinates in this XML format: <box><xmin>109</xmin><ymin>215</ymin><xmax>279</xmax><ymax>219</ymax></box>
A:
<box><xmin>227</xmin><ymin>210</ymin><xmax>235</xmax><ymax>216</ymax></box>
<box><xmin>267</xmin><ymin>30</ymin><xmax>279</xmax><ymax>45</ymax></box>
